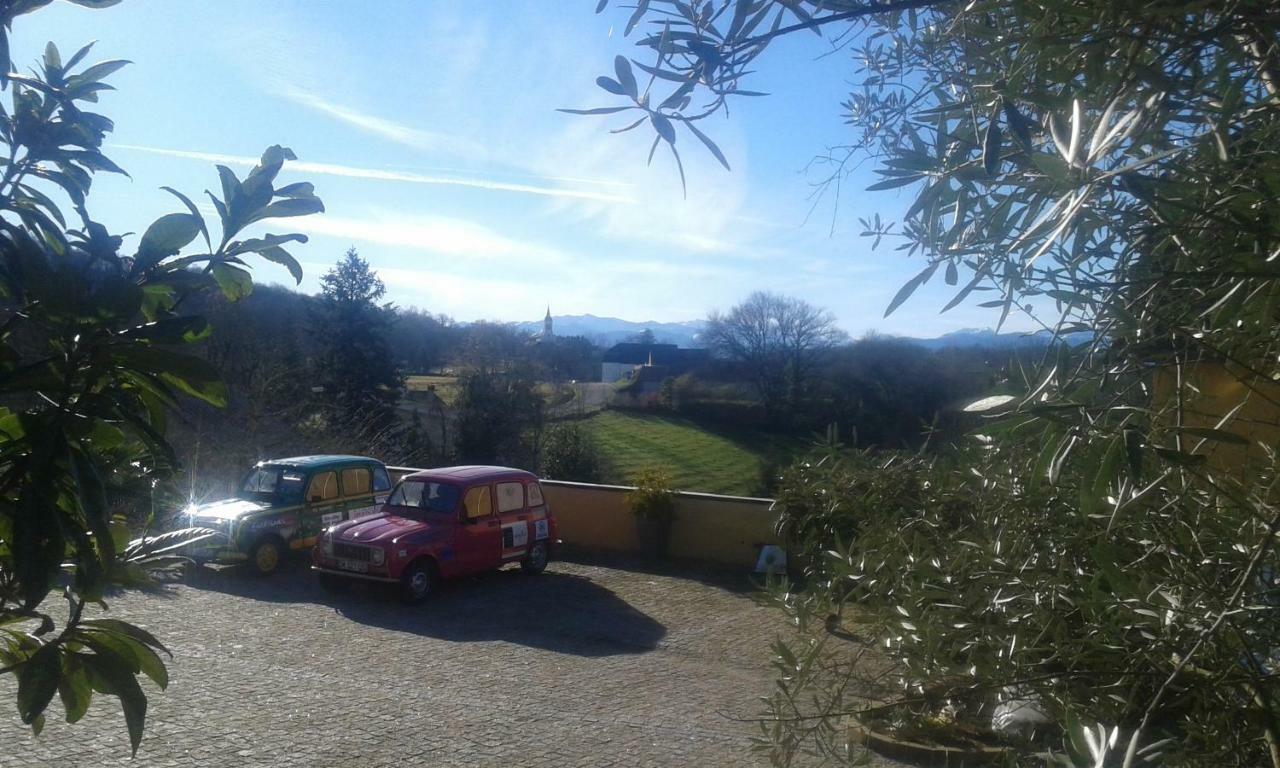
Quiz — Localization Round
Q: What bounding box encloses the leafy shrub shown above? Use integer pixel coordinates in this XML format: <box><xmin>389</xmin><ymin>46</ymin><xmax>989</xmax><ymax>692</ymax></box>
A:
<box><xmin>541</xmin><ymin>423</ymin><xmax>605</xmax><ymax>483</ymax></box>
<box><xmin>627</xmin><ymin>468</ymin><xmax>676</xmax><ymax>523</ymax></box>
<box><xmin>0</xmin><ymin>3</ymin><xmax>322</xmax><ymax>753</ymax></box>
<box><xmin>767</xmin><ymin>430</ymin><xmax>1280</xmax><ymax>765</ymax></box>
<box><xmin>452</xmin><ymin>368</ymin><xmax>544</xmax><ymax>468</ymax></box>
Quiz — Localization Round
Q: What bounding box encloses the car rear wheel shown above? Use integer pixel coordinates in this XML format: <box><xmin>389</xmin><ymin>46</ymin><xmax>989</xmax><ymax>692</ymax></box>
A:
<box><xmin>521</xmin><ymin>542</ymin><xmax>548</xmax><ymax>575</ymax></box>
<box><xmin>318</xmin><ymin>572</ymin><xmax>351</xmax><ymax>593</ymax></box>
<box><xmin>399</xmin><ymin>560</ymin><xmax>437</xmax><ymax>605</ymax></box>
<box><xmin>249</xmin><ymin>537</ymin><xmax>283</xmax><ymax>576</ymax></box>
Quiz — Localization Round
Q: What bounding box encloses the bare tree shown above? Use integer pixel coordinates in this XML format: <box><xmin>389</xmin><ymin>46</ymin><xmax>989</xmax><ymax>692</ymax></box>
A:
<box><xmin>704</xmin><ymin>292</ymin><xmax>847</xmax><ymax>418</ymax></box>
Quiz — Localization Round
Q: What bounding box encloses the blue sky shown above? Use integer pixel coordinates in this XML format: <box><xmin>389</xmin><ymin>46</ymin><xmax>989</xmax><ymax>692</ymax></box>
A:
<box><xmin>15</xmin><ymin>1</ymin><xmax>1007</xmax><ymax>337</ymax></box>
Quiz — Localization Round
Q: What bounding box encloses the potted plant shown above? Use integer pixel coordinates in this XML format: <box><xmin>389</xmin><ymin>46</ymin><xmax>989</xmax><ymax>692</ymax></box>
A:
<box><xmin>628</xmin><ymin>468</ymin><xmax>675</xmax><ymax>558</ymax></box>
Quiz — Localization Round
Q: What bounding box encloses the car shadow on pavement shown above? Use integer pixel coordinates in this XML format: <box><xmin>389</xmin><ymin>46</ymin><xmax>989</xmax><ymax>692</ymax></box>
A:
<box><xmin>183</xmin><ymin>559</ymin><xmax>668</xmax><ymax>657</ymax></box>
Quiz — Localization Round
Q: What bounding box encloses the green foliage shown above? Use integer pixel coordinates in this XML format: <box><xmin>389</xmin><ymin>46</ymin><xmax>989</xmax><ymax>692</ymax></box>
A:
<box><xmin>703</xmin><ymin>291</ymin><xmax>846</xmax><ymax>421</ymax></box>
<box><xmin>657</xmin><ymin>376</ymin><xmax>677</xmax><ymax>411</ymax></box>
<box><xmin>540</xmin><ymin>423</ymin><xmax>606</xmax><ymax>483</ymax></box>
<box><xmin>626</xmin><ymin>467</ymin><xmax>675</xmax><ymax>522</ymax></box>
<box><xmin>312</xmin><ymin>247</ymin><xmax>403</xmax><ymax>428</ymax></box>
<box><xmin>0</xmin><ymin>2</ymin><xmax>321</xmax><ymax>753</ymax></box>
<box><xmin>767</xmin><ymin>437</ymin><xmax>1277</xmax><ymax>764</ymax></box>
<box><xmin>591</xmin><ymin>1</ymin><xmax>1280</xmax><ymax>765</ymax></box>
<box><xmin>452</xmin><ymin>368</ymin><xmax>545</xmax><ymax>468</ymax></box>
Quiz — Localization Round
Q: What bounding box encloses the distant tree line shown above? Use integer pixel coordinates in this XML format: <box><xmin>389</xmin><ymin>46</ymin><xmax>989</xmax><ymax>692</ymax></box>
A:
<box><xmin>177</xmin><ymin>251</ymin><xmax>601</xmax><ymax>488</ymax></box>
<box><xmin>622</xmin><ymin>291</ymin><xmax>1035</xmax><ymax>450</ymax></box>
<box><xmin>191</xmin><ymin>273</ymin><xmax>1028</xmax><ymax>483</ymax></box>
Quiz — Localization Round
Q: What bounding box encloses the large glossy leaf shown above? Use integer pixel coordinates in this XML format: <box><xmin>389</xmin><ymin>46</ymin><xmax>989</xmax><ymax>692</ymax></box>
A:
<box><xmin>557</xmin><ymin>106</ymin><xmax>633</xmax><ymax>116</ymax></box>
<box><xmin>57</xmin><ymin>654</ymin><xmax>92</xmax><ymax>724</ymax></box>
<box><xmin>225</xmin><ymin>232</ymin><xmax>307</xmax><ymax>256</ymax></box>
<box><xmin>74</xmin><ymin>59</ymin><xmax>129</xmax><ymax>83</ymax></box>
<box><xmin>595</xmin><ymin>76</ymin><xmax>627</xmax><ymax>96</ymax></box>
<box><xmin>243</xmin><ymin>196</ymin><xmax>324</xmax><ymax>226</ymax></box>
<box><xmin>210</xmin><ymin>262</ymin><xmax>253</xmax><ymax>302</ymax></box>
<box><xmin>114</xmin><ymin>346</ymin><xmax>228</xmax><ymax>407</ymax></box>
<box><xmin>614</xmin><ymin>55</ymin><xmax>638</xmax><ymax>98</ymax></box>
<box><xmin>684</xmin><ymin>120</ymin><xmax>730</xmax><ymax>170</ymax></box>
<box><xmin>963</xmin><ymin>394</ymin><xmax>1017</xmax><ymax>413</ymax></box>
<box><xmin>121</xmin><ymin>316</ymin><xmax>211</xmax><ymax>344</ymax></box>
<box><xmin>159</xmin><ymin>187</ymin><xmax>210</xmax><ymax>249</ymax></box>
<box><xmin>1171</xmin><ymin>426</ymin><xmax>1249</xmax><ymax>446</ymax></box>
<box><xmin>81</xmin><ymin>651</ymin><xmax>147</xmax><ymax>756</ymax></box>
<box><xmin>258</xmin><ymin>245</ymin><xmax>303</xmax><ymax>284</ymax></box>
<box><xmin>17</xmin><ymin>643</ymin><xmax>61</xmax><ymax>725</ymax></box>
<box><xmin>884</xmin><ymin>262</ymin><xmax>938</xmax><ymax>317</ymax></box>
<box><xmin>136</xmin><ymin>213</ymin><xmax>199</xmax><ymax>268</ymax></box>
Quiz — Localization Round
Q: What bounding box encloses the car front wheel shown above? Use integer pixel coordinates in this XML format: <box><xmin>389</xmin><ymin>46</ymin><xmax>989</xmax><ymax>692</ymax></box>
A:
<box><xmin>521</xmin><ymin>542</ymin><xmax>548</xmax><ymax>575</ymax></box>
<box><xmin>249</xmin><ymin>537</ymin><xmax>283</xmax><ymax>576</ymax></box>
<box><xmin>399</xmin><ymin>560</ymin><xmax>437</xmax><ymax>605</ymax></box>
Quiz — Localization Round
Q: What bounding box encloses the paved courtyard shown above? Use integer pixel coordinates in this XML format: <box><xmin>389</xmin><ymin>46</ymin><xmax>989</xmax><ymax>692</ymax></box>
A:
<box><xmin>1</xmin><ymin>556</ymin><xmax>863</xmax><ymax>767</ymax></box>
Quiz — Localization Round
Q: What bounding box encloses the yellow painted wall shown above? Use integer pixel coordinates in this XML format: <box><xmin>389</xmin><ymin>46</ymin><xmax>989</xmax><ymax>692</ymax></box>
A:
<box><xmin>386</xmin><ymin>468</ymin><xmax>781</xmax><ymax>568</ymax></box>
<box><xmin>542</xmin><ymin>481</ymin><xmax>780</xmax><ymax>567</ymax></box>
<box><xmin>540</xmin><ymin>481</ymin><xmax>638</xmax><ymax>551</ymax></box>
<box><xmin>1153</xmin><ymin>363</ymin><xmax>1280</xmax><ymax>472</ymax></box>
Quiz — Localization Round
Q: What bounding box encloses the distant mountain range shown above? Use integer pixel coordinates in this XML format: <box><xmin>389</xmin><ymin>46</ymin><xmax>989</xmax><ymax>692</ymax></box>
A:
<box><xmin>516</xmin><ymin>315</ymin><xmax>1092</xmax><ymax>351</ymax></box>
<box><xmin>515</xmin><ymin>314</ymin><xmax>706</xmax><ymax>347</ymax></box>
<box><xmin>904</xmin><ymin>327</ymin><xmax>1095</xmax><ymax>351</ymax></box>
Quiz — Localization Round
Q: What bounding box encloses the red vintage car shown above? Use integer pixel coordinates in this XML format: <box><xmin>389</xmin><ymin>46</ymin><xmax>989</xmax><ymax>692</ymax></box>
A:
<box><xmin>311</xmin><ymin>466</ymin><xmax>559</xmax><ymax>603</ymax></box>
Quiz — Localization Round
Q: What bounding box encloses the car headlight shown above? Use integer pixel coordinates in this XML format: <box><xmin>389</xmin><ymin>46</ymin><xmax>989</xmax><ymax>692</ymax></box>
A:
<box><xmin>370</xmin><ymin>548</ymin><xmax>385</xmax><ymax>565</ymax></box>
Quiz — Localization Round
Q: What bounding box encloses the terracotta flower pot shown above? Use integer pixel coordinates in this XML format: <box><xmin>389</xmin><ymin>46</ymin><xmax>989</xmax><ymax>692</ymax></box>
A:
<box><xmin>634</xmin><ymin>516</ymin><xmax>671</xmax><ymax>558</ymax></box>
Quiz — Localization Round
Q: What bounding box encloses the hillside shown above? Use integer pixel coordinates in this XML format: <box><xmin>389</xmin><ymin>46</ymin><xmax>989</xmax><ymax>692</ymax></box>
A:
<box><xmin>578</xmin><ymin>410</ymin><xmax>803</xmax><ymax>497</ymax></box>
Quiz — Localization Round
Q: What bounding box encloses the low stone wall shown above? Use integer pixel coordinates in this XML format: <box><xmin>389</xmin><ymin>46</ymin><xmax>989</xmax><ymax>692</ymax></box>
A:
<box><xmin>387</xmin><ymin>467</ymin><xmax>781</xmax><ymax>568</ymax></box>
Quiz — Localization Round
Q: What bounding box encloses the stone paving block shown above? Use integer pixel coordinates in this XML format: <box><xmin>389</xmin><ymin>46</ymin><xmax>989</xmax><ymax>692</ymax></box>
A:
<box><xmin>0</xmin><ymin>559</ymin><xmax>900</xmax><ymax>767</ymax></box>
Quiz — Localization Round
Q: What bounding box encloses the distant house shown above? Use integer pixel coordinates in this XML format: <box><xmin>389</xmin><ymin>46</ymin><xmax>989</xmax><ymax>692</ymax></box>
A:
<box><xmin>601</xmin><ymin>342</ymin><xmax>709</xmax><ymax>384</ymax></box>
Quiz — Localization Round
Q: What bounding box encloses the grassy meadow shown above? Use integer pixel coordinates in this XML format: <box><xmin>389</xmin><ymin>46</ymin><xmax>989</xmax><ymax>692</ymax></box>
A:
<box><xmin>577</xmin><ymin>410</ymin><xmax>807</xmax><ymax>497</ymax></box>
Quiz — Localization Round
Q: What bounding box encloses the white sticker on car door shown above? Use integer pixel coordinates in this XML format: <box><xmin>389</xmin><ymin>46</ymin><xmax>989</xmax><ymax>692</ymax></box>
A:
<box><xmin>502</xmin><ymin>521</ymin><xmax>528</xmax><ymax>549</ymax></box>
<box><xmin>534</xmin><ymin>519</ymin><xmax>548</xmax><ymax>541</ymax></box>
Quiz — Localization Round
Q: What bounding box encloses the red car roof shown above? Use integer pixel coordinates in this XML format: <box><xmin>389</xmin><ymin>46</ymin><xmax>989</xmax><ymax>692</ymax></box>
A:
<box><xmin>403</xmin><ymin>465</ymin><xmax>537</xmax><ymax>483</ymax></box>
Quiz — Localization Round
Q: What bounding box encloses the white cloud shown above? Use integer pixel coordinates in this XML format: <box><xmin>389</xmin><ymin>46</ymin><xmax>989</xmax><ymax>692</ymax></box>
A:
<box><xmin>113</xmin><ymin>144</ymin><xmax>634</xmax><ymax>204</ymax></box>
<box><xmin>300</xmin><ymin>260</ymin><xmax>534</xmax><ymax>320</ymax></box>
<box><xmin>280</xmin><ymin>209</ymin><xmax>569</xmax><ymax>267</ymax></box>
<box><xmin>278</xmin><ymin>87</ymin><xmax>490</xmax><ymax>160</ymax></box>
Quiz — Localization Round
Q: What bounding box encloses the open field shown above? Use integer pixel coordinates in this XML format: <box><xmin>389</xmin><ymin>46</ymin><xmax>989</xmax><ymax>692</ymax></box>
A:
<box><xmin>580</xmin><ymin>410</ymin><xmax>806</xmax><ymax>496</ymax></box>
<box><xmin>405</xmin><ymin>375</ymin><xmax>459</xmax><ymax>404</ymax></box>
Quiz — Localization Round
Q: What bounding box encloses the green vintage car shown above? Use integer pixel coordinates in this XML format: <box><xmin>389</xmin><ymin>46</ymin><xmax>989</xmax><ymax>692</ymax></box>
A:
<box><xmin>183</xmin><ymin>455</ymin><xmax>393</xmax><ymax>575</ymax></box>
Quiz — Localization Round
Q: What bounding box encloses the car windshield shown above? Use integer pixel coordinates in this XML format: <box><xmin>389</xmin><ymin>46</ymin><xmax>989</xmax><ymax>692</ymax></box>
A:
<box><xmin>387</xmin><ymin>480</ymin><xmax>459</xmax><ymax>518</ymax></box>
<box><xmin>237</xmin><ymin>465</ymin><xmax>306</xmax><ymax>506</ymax></box>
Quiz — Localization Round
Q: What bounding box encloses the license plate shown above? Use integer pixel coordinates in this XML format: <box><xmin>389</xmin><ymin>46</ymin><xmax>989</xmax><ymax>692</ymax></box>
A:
<box><xmin>336</xmin><ymin>558</ymin><xmax>368</xmax><ymax>573</ymax></box>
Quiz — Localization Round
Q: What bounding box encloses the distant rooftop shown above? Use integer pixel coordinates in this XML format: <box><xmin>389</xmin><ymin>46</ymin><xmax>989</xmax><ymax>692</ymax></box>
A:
<box><xmin>602</xmin><ymin>342</ymin><xmax>710</xmax><ymax>366</ymax></box>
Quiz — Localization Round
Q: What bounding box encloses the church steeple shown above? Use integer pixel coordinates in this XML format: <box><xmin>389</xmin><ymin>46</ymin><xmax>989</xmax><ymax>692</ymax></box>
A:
<box><xmin>543</xmin><ymin>305</ymin><xmax>553</xmax><ymax>338</ymax></box>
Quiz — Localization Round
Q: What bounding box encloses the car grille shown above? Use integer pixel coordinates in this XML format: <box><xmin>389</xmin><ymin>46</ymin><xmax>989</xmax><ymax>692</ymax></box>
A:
<box><xmin>333</xmin><ymin>543</ymin><xmax>372</xmax><ymax>562</ymax></box>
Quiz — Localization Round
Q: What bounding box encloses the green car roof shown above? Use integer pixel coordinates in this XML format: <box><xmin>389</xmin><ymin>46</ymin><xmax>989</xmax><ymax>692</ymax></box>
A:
<box><xmin>259</xmin><ymin>455</ymin><xmax>381</xmax><ymax>470</ymax></box>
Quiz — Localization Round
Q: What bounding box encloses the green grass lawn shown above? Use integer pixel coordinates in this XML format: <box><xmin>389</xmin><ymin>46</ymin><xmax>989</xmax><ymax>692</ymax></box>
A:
<box><xmin>578</xmin><ymin>410</ymin><xmax>806</xmax><ymax>497</ymax></box>
<box><xmin>405</xmin><ymin>375</ymin><xmax>458</xmax><ymax>405</ymax></box>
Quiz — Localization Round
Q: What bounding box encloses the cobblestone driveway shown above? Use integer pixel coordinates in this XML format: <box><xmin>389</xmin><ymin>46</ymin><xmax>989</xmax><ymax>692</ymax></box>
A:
<box><xmin>2</xmin><ymin>557</ymin><xmax>843</xmax><ymax>767</ymax></box>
